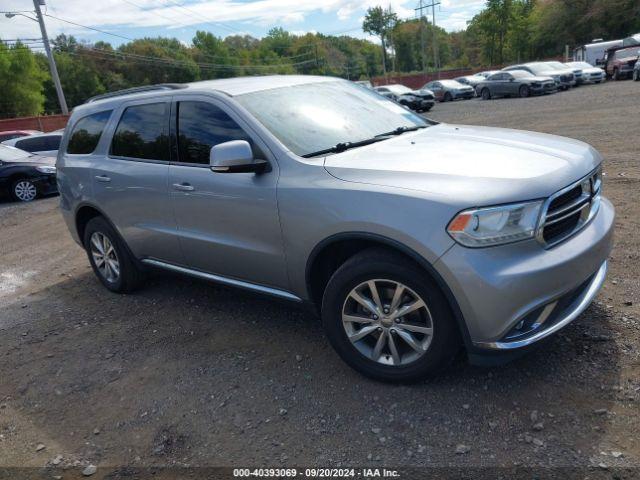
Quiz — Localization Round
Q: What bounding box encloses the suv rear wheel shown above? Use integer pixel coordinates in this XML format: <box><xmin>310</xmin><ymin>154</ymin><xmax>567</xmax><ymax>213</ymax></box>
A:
<box><xmin>83</xmin><ymin>216</ymin><xmax>143</xmax><ymax>293</ymax></box>
<box><xmin>321</xmin><ymin>248</ymin><xmax>459</xmax><ymax>382</ymax></box>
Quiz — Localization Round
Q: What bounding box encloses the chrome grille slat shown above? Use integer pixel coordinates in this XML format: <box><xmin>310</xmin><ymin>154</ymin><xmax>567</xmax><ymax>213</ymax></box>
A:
<box><xmin>536</xmin><ymin>167</ymin><xmax>602</xmax><ymax>248</ymax></box>
<box><xmin>546</xmin><ymin>195</ymin><xmax>591</xmax><ymax>222</ymax></box>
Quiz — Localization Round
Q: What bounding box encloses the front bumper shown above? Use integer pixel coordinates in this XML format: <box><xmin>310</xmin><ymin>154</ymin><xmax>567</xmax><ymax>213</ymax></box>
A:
<box><xmin>34</xmin><ymin>174</ymin><xmax>58</xmax><ymax>196</ymax></box>
<box><xmin>434</xmin><ymin>197</ymin><xmax>614</xmax><ymax>352</ymax></box>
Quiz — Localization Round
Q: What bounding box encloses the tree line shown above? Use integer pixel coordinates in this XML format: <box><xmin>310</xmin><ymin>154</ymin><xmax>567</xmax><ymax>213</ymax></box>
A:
<box><xmin>1</xmin><ymin>0</ymin><xmax>639</xmax><ymax>118</ymax></box>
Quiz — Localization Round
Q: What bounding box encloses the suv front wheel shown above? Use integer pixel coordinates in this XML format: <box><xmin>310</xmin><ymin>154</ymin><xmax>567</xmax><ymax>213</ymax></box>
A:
<box><xmin>83</xmin><ymin>216</ymin><xmax>143</xmax><ymax>293</ymax></box>
<box><xmin>321</xmin><ymin>248</ymin><xmax>459</xmax><ymax>382</ymax></box>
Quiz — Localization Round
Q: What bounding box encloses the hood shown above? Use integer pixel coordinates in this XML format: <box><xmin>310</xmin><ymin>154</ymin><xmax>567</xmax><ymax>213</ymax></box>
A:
<box><xmin>324</xmin><ymin>124</ymin><xmax>601</xmax><ymax>207</ymax></box>
<box><xmin>411</xmin><ymin>88</ymin><xmax>434</xmax><ymax>96</ymax></box>
<box><xmin>4</xmin><ymin>154</ymin><xmax>55</xmax><ymax>167</ymax></box>
<box><xmin>526</xmin><ymin>76</ymin><xmax>555</xmax><ymax>82</ymax></box>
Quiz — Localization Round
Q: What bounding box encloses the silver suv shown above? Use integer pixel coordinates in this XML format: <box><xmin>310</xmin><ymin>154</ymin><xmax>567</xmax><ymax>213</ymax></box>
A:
<box><xmin>58</xmin><ymin>76</ymin><xmax>614</xmax><ymax>381</ymax></box>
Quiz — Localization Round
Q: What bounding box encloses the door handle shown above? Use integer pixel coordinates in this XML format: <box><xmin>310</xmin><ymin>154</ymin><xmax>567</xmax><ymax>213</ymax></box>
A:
<box><xmin>95</xmin><ymin>175</ymin><xmax>111</xmax><ymax>183</ymax></box>
<box><xmin>173</xmin><ymin>182</ymin><xmax>195</xmax><ymax>192</ymax></box>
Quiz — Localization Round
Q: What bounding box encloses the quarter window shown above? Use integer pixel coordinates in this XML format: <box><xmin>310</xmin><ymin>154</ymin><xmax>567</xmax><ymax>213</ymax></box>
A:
<box><xmin>67</xmin><ymin>110</ymin><xmax>112</xmax><ymax>154</ymax></box>
<box><xmin>111</xmin><ymin>103</ymin><xmax>169</xmax><ymax>161</ymax></box>
<box><xmin>176</xmin><ymin>101</ymin><xmax>259</xmax><ymax>165</ymax></box>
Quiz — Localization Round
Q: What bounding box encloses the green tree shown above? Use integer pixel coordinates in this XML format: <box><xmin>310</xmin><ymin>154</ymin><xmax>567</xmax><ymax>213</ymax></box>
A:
<box><xmin>0</xmin><ymin>42</ymin><xmax>46</xmax><ymax>118</ymax></box>
<box><xmin>363</xmin><ymin>6</ymin><xmax>398</xmax><ymax>75</ymax></box>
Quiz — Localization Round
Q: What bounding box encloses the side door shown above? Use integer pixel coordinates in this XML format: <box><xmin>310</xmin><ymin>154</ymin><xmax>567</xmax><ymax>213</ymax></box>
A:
<box><xmin>502</xmin><ymin>73</ymin><xmax>518</xmax><ymax>95</ymax></box>
<box><xmin>168</xmin><ymin>96</ymin><xmax>288</xmax><ymax>290</ymax></box>
<box><xmin>92</xmin><ymin>99</ymin><xmax>183</xmax><ymax>264</ymax></box>
<box><xmin>428</xmin><ymin>82</ymin><xmax>443</xmax><ymax>101</ymax></box>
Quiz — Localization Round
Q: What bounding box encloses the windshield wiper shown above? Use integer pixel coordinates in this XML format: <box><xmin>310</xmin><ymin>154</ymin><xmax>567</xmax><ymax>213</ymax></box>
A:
<box><xmin>375</xmin><ymin>125</ymin><xmax>427</xmax><ymax>137</ymax></box>
<box><xmin>301</xmin><ymin>137</ymin><xmax>390</xmax><ymax>158</ymax></box>
<box><xmin>301</xmin><ymin>125</ymin><xmax>428</xmax><ymax>158</ymax></box>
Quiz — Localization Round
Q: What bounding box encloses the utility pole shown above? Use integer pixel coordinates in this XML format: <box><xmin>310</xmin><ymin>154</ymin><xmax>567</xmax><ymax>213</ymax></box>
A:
<box><xmin>415</xmin><ymin>0</ymin><xmax>440</xmax><ymax>77</ymax></box>
<box><xmin>33</xmin><ymin>0</ymin><xmax>68</xmax><ymax>114</ymax></box>
<box><xmin>417</xmin><ymin>0</ymin><xmax>426</xmax><ymax>72</ymax></box>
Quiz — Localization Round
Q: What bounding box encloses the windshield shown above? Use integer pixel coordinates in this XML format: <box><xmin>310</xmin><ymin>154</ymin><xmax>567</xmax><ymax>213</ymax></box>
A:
<box><xmin>0</xmin><ymin>144</ymin><xmax>33</xmax><ymax>162</ymax></box>
<box><xmin>440</xmin><ymin>80</ymin><xmax>464</xmax><ymax>88</ymax></box>
<box><xmin>510</xmin><ymin>70</ymin><xmax>535</xmax><ymax>78</ymax></box>
<box><xmin>382</xmin><ymin>84</ymin><xmax>413</xmax><ymax>94</ymax></box>
<box><xmin>567</xmin><ymin>62</ymin><xmax>592</xmax><ymax>69</ymax></box>
<box><xmin>236</xmin><ymin>80</ymin><xmax>428</xmax><ymax>157</ymax></box>
<box><xmin>545</xmin><ymin>62</ymin><xmax>568</xmax><ymax>70</ymax></box>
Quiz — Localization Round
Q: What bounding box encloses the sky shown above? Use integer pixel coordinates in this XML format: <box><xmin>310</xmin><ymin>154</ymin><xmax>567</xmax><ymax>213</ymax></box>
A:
<box><xmin>1</xmin><ymin>0</ymin><xmax>486</xmax><ymax>48</ymax></box>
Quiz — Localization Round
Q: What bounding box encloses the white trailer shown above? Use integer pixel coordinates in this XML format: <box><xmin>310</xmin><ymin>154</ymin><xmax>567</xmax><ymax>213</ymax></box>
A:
<box><xmin>574</xmin><ymin>39</ymin><xmax>623</xmax><ymax>66</ymax></box>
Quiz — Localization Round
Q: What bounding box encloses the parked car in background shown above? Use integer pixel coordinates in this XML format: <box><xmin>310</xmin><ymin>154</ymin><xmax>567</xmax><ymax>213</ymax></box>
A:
<box><xmin>633</xmin><ymin>60</ymin><xmax>640</xmax><ymax>81</ymax></box>
<box><xmin>545</xmin><ymin>61</ymin><xmax>584</xmax><ymax>85</ymax></box>
<box><xmin>422</xmin><ymin>79</ymin><xmax>474</xmax><ymax>102</ymax></box>
<box><xmin>355</xmin><ymin>80</ymin><xmax>373</xmax><ymax>89</ymax></box>
<box><xmin>475</xmin><ymin>70</ymin><xmax>501</xmax><ymax>79</ymax></box>
<box><xmin>57</xmin><ymin>76</ymin><xmax>613</xmax><ymax>382</ymax></box>
<box><xmin>0</xmin><ymin>129</ymin><xmax>42</xmax><ymax>143</ymax></box>
<box><xmin>476</xmin><ymin>70</ymin><xmax>557</xmax><ymax>99</ymax></box>
<box><xmin>0</xmin><ymin>145</ymin><xmax>57</xmax><ymax>202</ymax></box>
<box><xmin>605</xmin><ymin>47</ymin><xmax>639</xmax><ymax>80</ymax></box>
<box><xmin>374</xmin><ymin>84</ymin><xmax>435</xmax><ymax>112</ymax></box>
<box><xmin>2</xmin><ymin>130</ymin><xmax>63</xmax><ymax>157</ymax></box>
<box><xmin>564</xmin><ymin>61</ymin><xmax>606</xmax><ymax>84</ymax></box>
<box><xmin>455</xmin><ymin>75</ymin><xmax>484</xmax><ymax>93</ymax></box>
<box><xmin>504</xmin><ymin>63</ymin><xmax>575</xmax><ymax>90</ymax></box>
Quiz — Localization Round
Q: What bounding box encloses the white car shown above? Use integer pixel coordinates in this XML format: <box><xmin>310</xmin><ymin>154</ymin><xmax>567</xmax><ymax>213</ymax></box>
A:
<box><xmin>2</xmin><ymin>130</ymin><xmax>63</xmax><ymax>158</ymax></box>
<box><xmin>565</xmin><ymin>61</ymin><xmax>606</xmax><ymax>84</ymax></box>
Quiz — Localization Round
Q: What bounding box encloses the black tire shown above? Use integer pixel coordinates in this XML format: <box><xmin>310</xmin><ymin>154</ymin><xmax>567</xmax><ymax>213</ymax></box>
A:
<box><xmin>519</xmin><ymin>85</ymin><xmax>530</xmax><ymax>98</ymax></box>
<box><xmin>321</xmin><ymin>248</ymin><xmax>460</xmax><ymax>382</ymax></box>
<box><xmin>11</xmin><ymin>178</ymin><xmax>38</xmax><ymax>202</ymax></box>
<box><xmin>634</xmin><ymin>70</ymin><xmax>639</xmax><ymax>81</ymax></box>
<box><xmin>481</xmin><ymin>88</ymin><xmax>491</xmax><ymax>100</ymax></box>
<box><xmin>444</xmin><ymin>92</ymin><xmax>453</xmax><ymax>102</ymax></box>
<box><xmin>83</xmin><ymin>216</ymin><xmax>144</xmax><ymax>293</ymax></box>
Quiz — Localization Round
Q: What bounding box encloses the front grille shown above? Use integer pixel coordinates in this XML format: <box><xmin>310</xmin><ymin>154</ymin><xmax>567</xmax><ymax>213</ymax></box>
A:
<box><xmin>560</xmin><ymin>74</ymin><xmax>574</xmax><ymax>82</ymax></box>
<box><xmin>537</xmin><ymin>168</ymin><xmax>601</xmax><ymax>248</ymax></box>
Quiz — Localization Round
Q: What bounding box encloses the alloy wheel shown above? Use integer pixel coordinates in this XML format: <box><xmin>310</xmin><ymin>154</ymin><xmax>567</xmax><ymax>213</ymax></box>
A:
<box><xmin>14</xmin><ymin>180</ymin><xmax>37</xmax><ymax>202</ymax></box>
<box><xmin>341</xmin><ymin>279</ymin><xmax>434</xmax><ymax>366</ymax></box>
<box><xmin>90</xmin><ymin>232</ymin><xmax>120</xmax><ymax>283</ymax></box>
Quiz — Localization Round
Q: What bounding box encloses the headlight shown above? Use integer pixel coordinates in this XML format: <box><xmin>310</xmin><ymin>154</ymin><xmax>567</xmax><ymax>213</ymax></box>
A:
<box><xmin>447</xmin><ymin>201</ymin><xmax>543</xmax><ymax>247</ymax></box>
<box><xmin>36</xmin><ymin>165</ymin><xmax>56</xmax><ymax>174</ymax></box>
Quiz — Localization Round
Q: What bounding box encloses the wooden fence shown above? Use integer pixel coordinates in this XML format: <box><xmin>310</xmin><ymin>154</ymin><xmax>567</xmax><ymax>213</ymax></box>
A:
<box><xmin>0</xmin><ymin>114</ymin><xmax>70</xmax><ymax>133</ymax></box>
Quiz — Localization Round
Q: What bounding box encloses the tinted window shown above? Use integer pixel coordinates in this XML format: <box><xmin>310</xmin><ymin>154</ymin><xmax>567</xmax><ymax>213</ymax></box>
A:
<box><xmin>111</xmin><ymin>103</ymin><xmax>169</xmax><ymax>161</ymax></box>
<box><xmin>177</xmin><ymin>101</ymin><xmax>258</xmax><ymax>165</ymax></box>
<box><xmin>16</xmin><ymin>136</ymin><xmax>47</xmax><ymax>152</ymax></box>
<box><xmin>67</xmin><ymin>110</ymin><xmax>112</xmax><ymax>154</ymax></box>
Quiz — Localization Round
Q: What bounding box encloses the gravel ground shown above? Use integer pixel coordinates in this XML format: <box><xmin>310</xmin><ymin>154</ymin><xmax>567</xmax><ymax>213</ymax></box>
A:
<box><xmin>0</xmin><ymin>80</ymin><xmax>639</xmax><ymax>479</ymax></box>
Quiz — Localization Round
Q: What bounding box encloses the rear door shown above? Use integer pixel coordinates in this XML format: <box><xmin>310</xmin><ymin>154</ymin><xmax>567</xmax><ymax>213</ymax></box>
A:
<box><xmin>168</xmin><ymin>95</ymin><xmax>288</xmax><ymax>289</ymax></box>
<box><xmin>93</xmin><ymin>99</ymin><xmax>183</xmax><ymax>264</ymax></box>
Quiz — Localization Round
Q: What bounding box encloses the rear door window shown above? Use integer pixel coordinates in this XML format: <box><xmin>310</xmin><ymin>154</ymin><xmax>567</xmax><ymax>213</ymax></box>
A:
<box><xmin>67</xmin><ymin>110</ymin><xmax>112</xmax><ymax>154</ymax></box>
<box><xmin>111</xmin><ymin>103</ymin><xmax>169</xmax><ymax>161</ymax></box>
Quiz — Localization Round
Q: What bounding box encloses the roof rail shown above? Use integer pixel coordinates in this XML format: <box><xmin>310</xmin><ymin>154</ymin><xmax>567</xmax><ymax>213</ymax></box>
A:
<box><xmin>85</xmin><ymin>83</ymin><xmax>187</xmax><ymax>103</ymax></box>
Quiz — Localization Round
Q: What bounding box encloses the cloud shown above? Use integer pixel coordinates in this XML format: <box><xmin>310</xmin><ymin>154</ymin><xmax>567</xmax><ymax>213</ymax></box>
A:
<box><xmin>0</xmin><ymin>0</ymin><xmax>484</xmax><ymax>44</ymax></box>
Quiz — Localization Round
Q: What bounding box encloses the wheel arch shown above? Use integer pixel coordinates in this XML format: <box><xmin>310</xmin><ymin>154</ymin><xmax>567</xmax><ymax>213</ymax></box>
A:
<box><xmin>304</xmin><ymin>232</ymin><xmax>473</xmax><ymax>349</ymax></box>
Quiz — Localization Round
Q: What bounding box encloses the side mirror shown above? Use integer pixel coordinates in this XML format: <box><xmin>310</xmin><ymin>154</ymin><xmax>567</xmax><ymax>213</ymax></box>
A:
<box><xmin>209</xmin><ymin>140</ymin><xmax>268</xmax><ymax>174</ymax></box>
<box><xmin>509</xmin><ymin>78</ymin><xmax>515</xmax><ymax>82</ymax></box>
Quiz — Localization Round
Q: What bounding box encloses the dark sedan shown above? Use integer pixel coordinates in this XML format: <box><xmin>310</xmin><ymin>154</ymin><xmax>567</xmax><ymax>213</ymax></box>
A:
<box><xmin>476</xmin><ymin>70</ymin><xmax>558</xmax><ymax>100</ymax></box>
<box><xmin>0</xmin><ymin>145</ymin><xmax>57</xmax><ymax>202</ymax></box>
